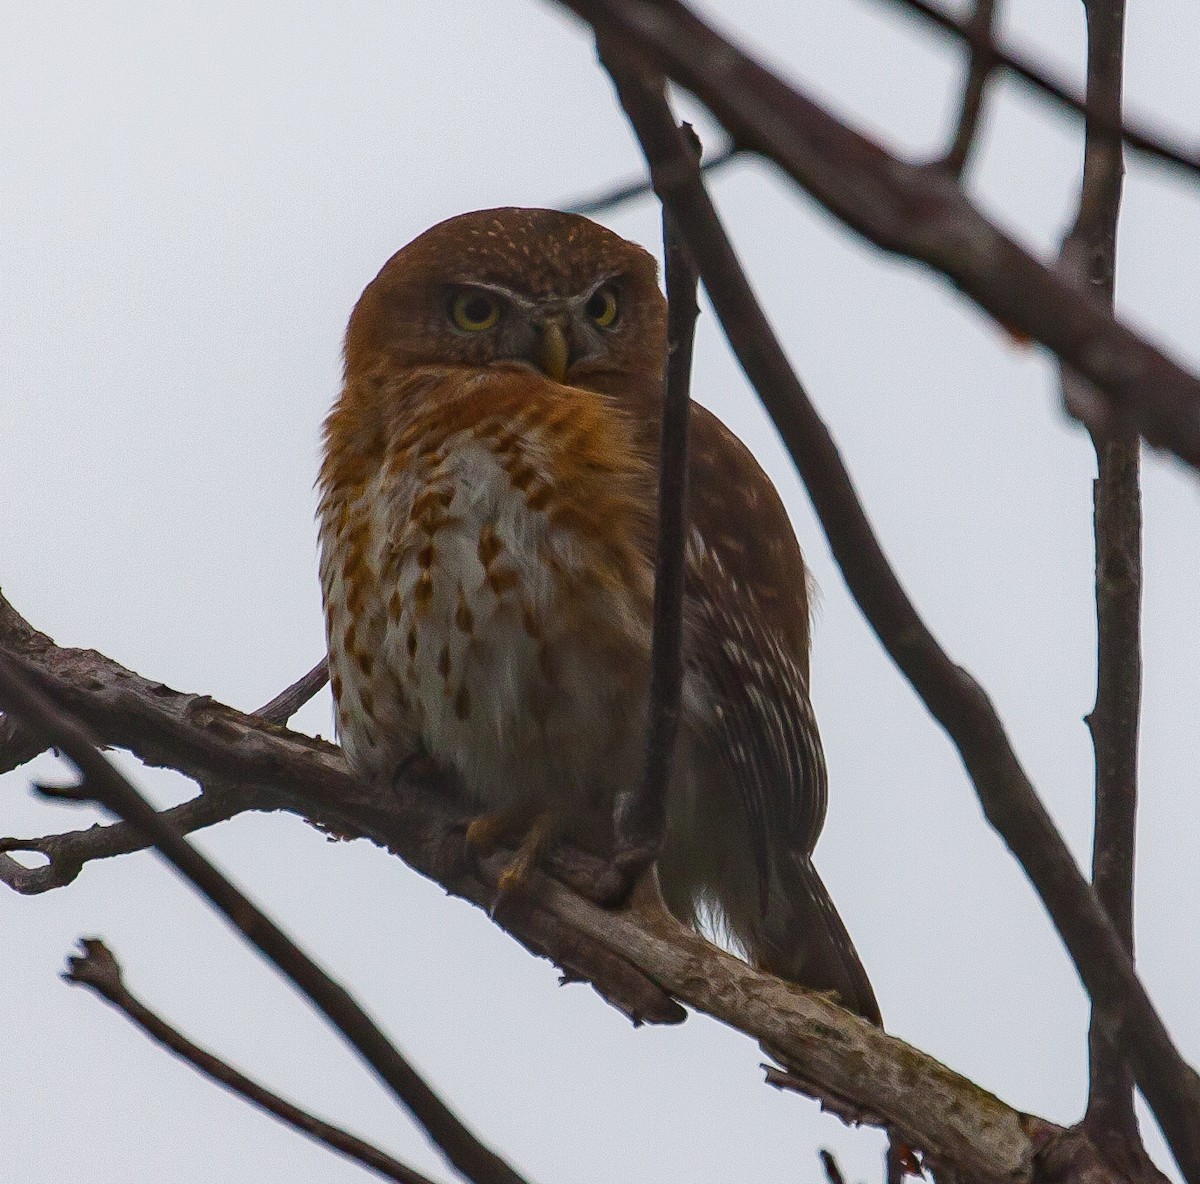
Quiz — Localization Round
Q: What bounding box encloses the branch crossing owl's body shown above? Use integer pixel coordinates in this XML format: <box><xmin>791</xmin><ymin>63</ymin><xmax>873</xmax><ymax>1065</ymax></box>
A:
<box><xmin>318</xmin><ymin>208</ymin><xmax>879</xmax><ymax>1023</ymax></box>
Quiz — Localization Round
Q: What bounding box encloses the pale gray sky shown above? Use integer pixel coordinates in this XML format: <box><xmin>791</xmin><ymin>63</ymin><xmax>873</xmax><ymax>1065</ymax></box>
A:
<box><xmin>3</xmin><ymin>3</ymin><xmax>1199</xmax><ymax>1181</ymax></box>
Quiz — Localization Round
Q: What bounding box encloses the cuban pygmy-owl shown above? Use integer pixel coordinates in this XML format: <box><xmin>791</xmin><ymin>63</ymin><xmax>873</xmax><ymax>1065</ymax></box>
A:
<box><xmin>318</xmin><ymin>207</ymin><xmax>879</xmax><ymax>1022</ymax></box>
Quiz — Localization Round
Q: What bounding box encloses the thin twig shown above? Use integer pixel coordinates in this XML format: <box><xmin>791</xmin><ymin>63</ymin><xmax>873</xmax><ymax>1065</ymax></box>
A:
<box><xmin>0</xmin><ymin>783</ymin><xmax>260</xmax><ymax>894</ymax></box>
<box><xmin>0</xmin><ymin>651</ymin><xmax>531</xmax><ymax>1184</ymax></box>
<box><xmin>255</xmin><ymin>659</ymin><xmax>330</xmax><ymax>726</ymax></box>
<box><xmin>64</xmin><ymin>938</ymin><xmax>443</xmax><ymax>1184</ymax></box>
<box><xmin>558</xmin><ymin>0</ymin><xmax>1200</xmax><ymax>471</ymax></box>
<box><xmin>609</xmin><ymin>90</ymin><xmax>701</xmax><ymax>883</ymax></box>
<box><xmin>883</xmin><ymin>0</ymin><xmax>1200</xmax><ymax>180</ymax></box>
<box><xmin>1058</xmin><ymin>0</ymin><xmax>1148</xmax><ymax>1167</ymax></box>
<box><xmin>584</xmin><ymin>41</ymin><xmax>1200</xmax><ymax>1184</ymax></box>
<box><xmin>940</xmin><ymin>0</ymin><xmax>997</xmax><ymax>177</ymax></box>
<box><xmin>820</xmin><ymin>1149</ymin><xmax>849</xmax><ymax>1184</ymax></box>
<box><xmin>564</xmin><ymin>143</ymin><xmax>738</xmax><ymax>216</ymax></box>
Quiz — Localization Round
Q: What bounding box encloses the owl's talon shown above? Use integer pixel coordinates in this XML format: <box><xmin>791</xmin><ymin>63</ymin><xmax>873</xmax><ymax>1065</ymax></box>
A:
<box><xmin>465</xmin><ymin>814</ymin><xmax>507</xmax><ymax>860</ymax></box>
<box><xmin>490</xmin><ymin>812</ymin><xmax>554</xmax><ymax>899</ymax></box>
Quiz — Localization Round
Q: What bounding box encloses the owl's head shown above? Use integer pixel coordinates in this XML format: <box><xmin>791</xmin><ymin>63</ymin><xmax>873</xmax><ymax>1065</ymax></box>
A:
<box><xmin>344</xmin><ymin>208</ymin><xmax>667</xmax><ymax>393</ymax></box>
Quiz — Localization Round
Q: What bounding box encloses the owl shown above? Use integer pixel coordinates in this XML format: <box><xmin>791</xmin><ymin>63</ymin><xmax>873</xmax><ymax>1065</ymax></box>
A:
<box><xmin>317</xmin><ymin>208</ymin><xmax>879</xmax><ymax>1023</ymax></box>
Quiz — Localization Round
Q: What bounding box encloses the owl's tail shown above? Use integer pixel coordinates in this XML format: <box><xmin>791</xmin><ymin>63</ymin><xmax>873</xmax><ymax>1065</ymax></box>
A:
<box><xmin>746</xmin><ymin>853</ymin><xmax>881</xmax><ymax>1025</ymax></box>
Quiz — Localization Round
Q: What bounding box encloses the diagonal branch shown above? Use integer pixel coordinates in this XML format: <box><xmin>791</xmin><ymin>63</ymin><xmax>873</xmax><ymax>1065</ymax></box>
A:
<box><xmin>565</xmin><ymin>142</ymin><xmax>738</xmax><ymax>216</ymax></box>
<box><xmin>65</xmin><ymin>938</ymin><xmax>443</xmax><ymax>1184</ymax></box>
<box><xmin>586</xmin><ymin>41</ymin><xmax>1200</xmax><ymax>1184</ymax></box>
<box><xmin>0</xmin><ymin>649</ymin><xmax>532</xmax><ymax>1184</ymax></box>
<box><xmin>557</xmin><ymin>0</ymin><xmax>1200</xmax><ymax>471</ymax></box>
<box><xmin>0</xmin><ymin>593</ymin><xmax>686</xmax><ymax>1029</ymax></box>
<box><xmin>255</xmin><ymin>660</ymin><xmax>330</xmax><ymax>726</ymax></box>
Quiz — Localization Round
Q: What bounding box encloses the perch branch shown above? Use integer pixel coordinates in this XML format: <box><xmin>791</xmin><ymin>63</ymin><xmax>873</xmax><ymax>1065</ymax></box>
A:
<box><xmin>558</xmin><ymin>0</ymin><xmax>1200</xmax><ymax>471</ymax></box>
<box><xmin>0</xmin><ymin>649</ymin><xmax>531</xmax><ymax>1184</ymax></box>
<box><xmin>0</xmin><ymin>596</ymin><xmax>1179</xmax><ymax>1184</ymax></box>
<box><xmin>0</xmin><ymin>592</ymin><xmax>684</xmax><ymax>1025</ymax></box>
<box><xmin>64</xmin><ymin>938</ymin><xmax>443</xmax><ymax>1184</ymax></box>
<box><xmin>588</xmin><ymin>42</ymin><xmax>1200</xmax><ymax>1184</ymax></box>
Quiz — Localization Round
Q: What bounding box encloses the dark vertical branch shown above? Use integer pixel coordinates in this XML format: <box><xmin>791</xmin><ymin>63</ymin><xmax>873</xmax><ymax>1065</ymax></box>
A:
<box><xmin>940</xmin><ymin>0</ymin><xmax>998</xmax><ymax>177</ymax></box>
<box><xmin>607</xmin><ymin>59</ymin><xmax>701</xmax><ymax>882</ymax></box>
<box><xmin>1059</xmin><ymin>0</ymin><xmax>1144</xmax><ymax>1164</ymax></box>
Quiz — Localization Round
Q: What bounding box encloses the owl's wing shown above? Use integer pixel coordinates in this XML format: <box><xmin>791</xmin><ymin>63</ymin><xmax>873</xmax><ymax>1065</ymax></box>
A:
<box><xmin>684</xmin><ymin>403</ymin><xmax>828</xmax><ymax>898</ymax></box>
<box><xmin>682</xmin><ymin>405</ymin><xmax>879</xmax><ymax>1023</ymax></box>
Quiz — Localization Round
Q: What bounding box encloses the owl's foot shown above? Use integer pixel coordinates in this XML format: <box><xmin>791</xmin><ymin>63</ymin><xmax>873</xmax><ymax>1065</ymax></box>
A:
<box><xmin>495</xmin><ymin>812</ymin><xmax>554</xmax><ymax>896</ymax></box>
<box><xmin>464</xmin><ymin>803</ymin><xmax>554</xmax><ymax>897</ymax></box>
<box><xmin>464</xmin><ymin>802</ymin><xmax>537</xmax><ymax>861</ymax></box>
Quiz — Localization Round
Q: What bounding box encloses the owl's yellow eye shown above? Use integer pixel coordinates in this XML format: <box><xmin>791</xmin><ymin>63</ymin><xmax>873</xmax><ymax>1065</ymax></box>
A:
<box><xmin>585</xmin><ymin>285</ymin><xmax>619</xmax><ymax>328</ymax></box>
<box><xmin>450</xmin><ymin>292</ymin><xmax>501</xmax><ymax>332</ymax></box>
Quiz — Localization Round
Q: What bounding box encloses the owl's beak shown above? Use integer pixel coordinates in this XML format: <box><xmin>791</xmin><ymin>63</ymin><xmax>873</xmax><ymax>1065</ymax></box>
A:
<box><xmin>532</xmin><ymin>317</ymin><xmax>570</xmax><ymax>383</ymax></box>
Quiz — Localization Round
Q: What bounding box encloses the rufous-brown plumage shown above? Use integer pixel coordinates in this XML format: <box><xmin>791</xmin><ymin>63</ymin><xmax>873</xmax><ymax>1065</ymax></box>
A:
<box><xmin>318</xmin><ymin>207</ymin><xmax>878</xmax><ymax>1022</ymax></box>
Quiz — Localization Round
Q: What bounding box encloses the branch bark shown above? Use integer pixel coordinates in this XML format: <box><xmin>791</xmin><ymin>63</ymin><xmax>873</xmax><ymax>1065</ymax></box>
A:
<box><xmin>611</xmin><ymin>117</ymin><xmax>701</xmax><ymax>879</ymax></box>
<box><xmin>940</xmin><ymin>0</ymin><xmax>997</xmax><ymax>178</ymax></box>
<box><xmin>557</xmin><ymin>0</ymin><xmax>1200</xmax><ymax>471</ymax></box>
<box><xmin>1056</xmin><ymin>0</ymin><xmax>1149</xmax><ymax>1171</ymax></box>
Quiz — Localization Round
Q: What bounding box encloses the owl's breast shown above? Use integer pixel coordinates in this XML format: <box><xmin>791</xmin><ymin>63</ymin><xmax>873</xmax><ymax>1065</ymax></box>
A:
<box><xmin>319</xmin><ymin>372</ymin><xmax>656</xmax><ymax>818</ymax></box>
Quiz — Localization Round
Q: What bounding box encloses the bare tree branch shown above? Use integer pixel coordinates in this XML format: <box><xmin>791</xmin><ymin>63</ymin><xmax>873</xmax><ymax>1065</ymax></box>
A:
<box><xmin>609</xmin><ymin>110</ymin><xmax>702</xmax><ymax>886</ymax></box>
<box><xmin>255</xmin><ymin>659</ymin><xmax>330</xmax><ymax>726</ymax></box>
<box><xmin>939</xmin><ymin>0</ymin><xmax>997</xmax><ymax>178</ymax></box>
<box><xmin>64</xmin><ymin>938</ymin><xmax>444</xmax><ymax>1184</ymax></box>
<box><xmin>0</xmin><ymin>782</ymin><xmax>261</xmax><ymax>893</ymax></box>
<box><xmin>820</xmin><ymin>1148</ymin><xmax>850</xmax><ymax>1184</ymax></box>
<box><xmin>556</xmin><ymin>0</ymin><xmax>1200</xmax><ymax>471</ymax></box>
<box><xmin>564</xmin><ymin>142</ymin><xmax>738</xmax><ymax>216</ymax></box>
<box><xmin>579</xmin><ymin>37</ymin><xmax>1200</xmax><ymax>1183</ymax></box>
<box><xmin>882</xmin><ymin>0</ymin><xmax>1200</xmax><ymax>181</ymax></box>
<box><xmin>1</xmin><ymin>593</ymin><xmax>1170</xmax><ymax>1184</ymax></box>
<box><xmin>1056</xmin><ymin>0</ymin><xmax>1151</xmax><ymax>1171</ymax></box>
<box><xmin>0</xmin><ymin>648</ymin><xmax>533</xmax><ymax>1184</ymax></box>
